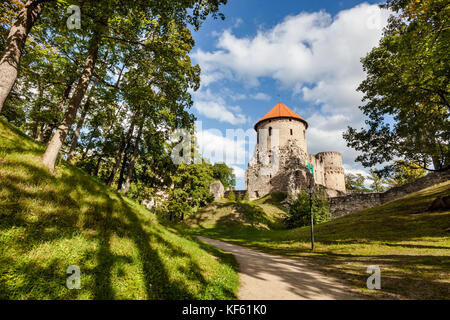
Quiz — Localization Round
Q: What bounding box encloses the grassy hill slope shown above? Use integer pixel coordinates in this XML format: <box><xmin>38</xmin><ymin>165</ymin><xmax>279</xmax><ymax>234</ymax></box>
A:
<box><xmin>188</xmin><ymin>182</ymin><xmax>450</xmax><ymax>299</ymax></box>
<box><xmin>186</xmin><ymin>193</ymin><xmax>288</xmax><ymax>230</ymax></box>
<box><xmin>0</xmin><ymin>118</ymin><xmax>238</xmax><ymax>299</ymax></box>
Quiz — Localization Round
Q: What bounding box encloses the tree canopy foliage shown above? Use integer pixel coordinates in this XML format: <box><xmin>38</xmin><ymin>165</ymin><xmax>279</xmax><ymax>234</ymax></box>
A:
<box><xmin>386</xmin><ymin>160</ymin><xmax>427</xmax><ymax>187</ymax></box>
<box><xmin>284</xmin><ymin>192</ymin><xmax>330</xmax><ymax>229</ymax></box>
<box><xmin>345</xmin><ymin>173</ymin><xmax>371</xmax><ymax>193</ymax></box>
<box><xmin>0</xmin><ymin>0</ymin><xmax>228</xmax><ymax>216</ymax></box>
<box><xmin>212</xmin><ymin>162</ymin><xmax>236</xmax><ymax>189</ymax></box>
<box><xmin>344</xmin><ymin>0</ymin><xmax>449</xmax><ymax>172</ymax></box>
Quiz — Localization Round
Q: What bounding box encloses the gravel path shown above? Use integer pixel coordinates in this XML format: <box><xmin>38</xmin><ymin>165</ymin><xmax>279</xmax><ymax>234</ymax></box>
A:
<box><xmin>197</xmin><ymin>236</ymin><xmax>358</xmax><ymax>300</ymax></box>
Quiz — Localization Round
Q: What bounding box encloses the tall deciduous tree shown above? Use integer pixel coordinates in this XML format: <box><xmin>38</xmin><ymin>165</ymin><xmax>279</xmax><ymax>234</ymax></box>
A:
<box><xmin>212</xmin><ymin>162</ymin><xmax>236</xmax><ymax>189</ymax></box>
<box><xmin>1</xmin><ymin>0</ymin><xmax>227</xmax><ymax>172</ymax></box>
<box><xmin>67</xmin><ymin>50</ymin><xmax>109</xmax><ymax>162</ymax></box>
<box><xmin>123</xmin><ymin>120</ymin><xmax>144</xmax><ymax>195</ymax></box>
<box><xmin>367</xmin><ymin>169</ymin><xmax>387</xmax><ymax>193</ymax></box>
<box><xmin>345</xmin><ymin>173</ymin><xmax>371</xmax><ymax>192</ymax></box>
<box><xmin>0</xmin><ymin>0</ymin><xmax>50</xmax><ymax>112</ymax></box>
<box><xmin>43</xmin><ymin>28</ymin><xmax>102</xmax><ymax>171</ymax></box>
<box><xmin>344</xmin><ymin>0</ymin><xmax>449</xmax><ymax>172</ymax></box>
<box><xmin>386</xmin><ymin>161</ymin><xmax>427</xmax><ymax>187</ymax></box>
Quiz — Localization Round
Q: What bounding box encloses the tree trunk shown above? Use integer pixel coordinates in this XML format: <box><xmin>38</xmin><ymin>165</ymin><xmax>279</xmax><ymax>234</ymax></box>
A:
<box><xmin>31</xmin><ymin>78</ymin><xmax>44</xmax><ymax>140</ymax></box>
<box><xmin>107</xmin><ymin>114</ymin><xmax>137</xmax><ymax>186</ymax></box>
<box><xmin>0</xmin><ymin>1</ymin><xmax>45</xmax><ymax>113</ymax></box>
<box><xmin>432</xmin><ymin>156</ymin><xmax>443</xmax><ymax>171</ymax></box>
<box><xmin>37</xmin><ymin>122</ymin><xmax>45</xmax><ymax>142</ymax></box>
<box><xmin>42</xmin><ymin>31</ymin><xmax>101</xmax><ymax>172</ymax></box>
<box><xmin>67</xmin><ymin>98</ymin><xmax>90</xmax><ymax>162</ymax></box>
<box><xmin>67</xmin><ymin>48</ymin><xmax>109</xmax><ymax>161</ymax></box>
<box><xmin>117</xmin><ymin>140</ymin><xmax>131</xmax><ymax>191</ymax></box>
<box><xmin>42</xmin><ymin>77</ymin><xmax>75</xmax><ymax>144</ymax></box>
<box><xmin>123</xmin><ymin>121</ymin><xmax>144</xmax><ymax>196</ymax></box>
<box><xmin>66</xmin><ymin>48</ymin><xmax>109</xmax><ymax>161</ymax></box>
<box><xmin>81</xmin><ymin>127</ymin><xmax>97</xmax><ymax>161</ymax></box>
<box><xmin>94</xmin><ymin>154</ymin><xmax>103</xmax><ymax>177</ymax></box>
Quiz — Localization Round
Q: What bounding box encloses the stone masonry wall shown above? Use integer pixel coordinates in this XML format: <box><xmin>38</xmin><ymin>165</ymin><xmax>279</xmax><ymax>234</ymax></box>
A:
<box><xmin>329</xmin><ymin>193</ymin><xmax>383</xmax><ymax>218</ymax></box>
<box><xmin>257</xmin><ymin>118</ymin><xmax>308</xmax><ymax>154</ymax></box>
<box><xmin>316</xmin><ymin>152</ymin><xmax>346</xmax><ymax>192</ymax></box>
<box><xmin>329</xmin><ymin>170</ymin><xmax>450</xmax><ymax>218</ymax></box>
<box><xmin>247</xmin><ymin>116</ymin><xmax>346</xmax><ymax>201</ymax></box>
<box><xmin>246</xmin><ymin>140</ymin><xmax>311</xmax><ymax>200</ymax></box>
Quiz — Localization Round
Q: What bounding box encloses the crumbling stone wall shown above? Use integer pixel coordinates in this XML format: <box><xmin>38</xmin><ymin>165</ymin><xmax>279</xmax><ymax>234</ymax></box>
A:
<box><xmin>329</xmin><ymin>170</ymin><xmax>450</xmax><ymax>218</ymax></box>
<box><xmin>246</xmin><ymin>113</ymin><xmax>346</xmax><ymax>201</ymax></box>
<box><xmin>382</xmin><ymin>170</ymin><xmax>450</xmax><ymax>202</ymax></box>
<box><xmin>329</xmin><ymin>193</ymin><xmax>383</xmax><ymax>218</ymax></box>
<box><xmin>142</xmin><ymin>189</ymin><xmax>170</xmax><ymax>211</ymax></box>
<box><xmin>246</xmin><ymin>134</ymin><xmax>346</xmax><ymax>200</ymax></box>
<box><xmin>308</xmin><ymin>154</ymin><xmax>325</xmax><ymax>186</ymax></box>
<box><xmin>246</xmin><ymin>140</ymin><xmax>312</xmax><ymax>200</ymax></box>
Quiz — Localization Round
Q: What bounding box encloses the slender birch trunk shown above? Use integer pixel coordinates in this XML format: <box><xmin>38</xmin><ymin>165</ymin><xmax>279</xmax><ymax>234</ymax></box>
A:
<box><xmin>66</xmin><ymin>49</ymin><xmax>109</xmax><ymax>162</ymax></box>
<box><xmin>42</xmin><ymin>77</ymin><xmax>75</xmax><ymax>144</ymax></box>
<box><xmin>123</xmin><ymin>121</ymin><xmax>144</xmax><ymax>196</ymax></box>
<box><xmin>116</xmin><ymin>141</ymin><xmax>131</xmax><ymax>191</ymax></box>
<box><xmin>107</xmin><ymin>113</ymin><xmax>137</xmax><ymax>186</ymax></box>
<box><xmin>0</xmin><ymin>0</ymin><xmax>46</xmax><ymax>112</ymax></box>
<box><xmin>66</xmin><ymin>99</ymin><xmax>90</xmax><ymax>162</ymax></box>
<box><xmin>81</xmin><ymin>127</ymin><xmax>97</xmax><ymax>161</ymax></box>
<box><xmin>95</xmin><ymin>154</ymin><xmax>103</xmax><ymax>177</ymax></box>
<box><xmin>31</xmin><ymin>78</ymin><xmax>44</xmax><ymax>139</ymax></box>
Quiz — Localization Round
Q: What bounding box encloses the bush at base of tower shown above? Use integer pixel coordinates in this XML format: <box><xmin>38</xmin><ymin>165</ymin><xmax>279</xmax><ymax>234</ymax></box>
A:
<box><xmin>284</xmin><ymin>192</ymin><xmax>330</xmax><ymax>228</ymax></box>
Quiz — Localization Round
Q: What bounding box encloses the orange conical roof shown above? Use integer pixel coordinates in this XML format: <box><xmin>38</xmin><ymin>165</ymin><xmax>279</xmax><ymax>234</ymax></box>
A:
<box><xmin>254</xmin><ymin>102</ymin><xmax>308</xmax><ymax>130</ymax></box>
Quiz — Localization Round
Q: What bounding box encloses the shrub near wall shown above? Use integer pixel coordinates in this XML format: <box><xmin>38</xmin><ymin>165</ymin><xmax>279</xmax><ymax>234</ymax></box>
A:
<box><xmin>284</xmin><ymin>192</ymin><xmax>330</xmax><ymax>229</ymax></box>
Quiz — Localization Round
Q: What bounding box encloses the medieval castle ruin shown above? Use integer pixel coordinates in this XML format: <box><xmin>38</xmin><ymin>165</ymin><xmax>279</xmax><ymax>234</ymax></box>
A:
<box><xmin>245</xmin><ymin>102</ymin><xmax>346</xmax><ymax>200</ymax></box>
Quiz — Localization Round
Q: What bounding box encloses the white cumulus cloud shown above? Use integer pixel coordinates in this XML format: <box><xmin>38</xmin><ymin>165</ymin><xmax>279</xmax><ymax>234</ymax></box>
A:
<box><xmin>193</xmin><ymin>89</ymin><xmax>249</xmax><ymax>125</ymax></box>
<box><xmin>251</xmin><ymin>92</ymin><xmax>271</xmax><ymax>101</ymax></box>
<box><xmin>193</xmin><ymin>3</ymin><xmax>391</xmax><ymax>175</ymax></box>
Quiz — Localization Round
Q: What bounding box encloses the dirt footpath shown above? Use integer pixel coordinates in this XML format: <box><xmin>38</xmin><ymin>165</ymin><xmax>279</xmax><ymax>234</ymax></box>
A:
<box><xmin>197</xmin><ymin>236</ymin><xmax>358</xmax><ymax>300</ymax></box>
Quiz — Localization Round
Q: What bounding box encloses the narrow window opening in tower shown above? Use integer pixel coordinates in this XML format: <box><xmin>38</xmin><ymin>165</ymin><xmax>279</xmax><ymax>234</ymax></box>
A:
<box><xmin>290</xmin><ymin>129</ymin><xmax>293</xmax><ymax>135</ymax></box>
<box><xmin>303</xmin><ymin>130</ymin><xmax>305</xmax><ymax>139</ymax></box>
<box><xmin>257</xmin><ymin>131</ymin><xmax>259</xmax><ymax>144</ymax></box>
<box><xmin>269</xmin><ymin>127</ymin><xmax>272</xmax><ymax>136</ymax></box>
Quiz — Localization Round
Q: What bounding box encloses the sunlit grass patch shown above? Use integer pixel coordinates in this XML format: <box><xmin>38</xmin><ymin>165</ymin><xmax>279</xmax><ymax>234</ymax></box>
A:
<box><xmin>187</xmin><ymin>180</ymin><xmax>450</xmax><ymax>299</ymax></box>
<box><xmin>0</xmin><ymin>118</ymin><xmax>239</xmax><ymax>300</ymax></box>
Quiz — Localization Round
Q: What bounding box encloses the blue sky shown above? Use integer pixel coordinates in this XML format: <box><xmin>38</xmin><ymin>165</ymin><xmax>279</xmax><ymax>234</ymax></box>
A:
<box><xmin>188</xmin><ymin>1</ymin><xmax>390</xmax><ymax>189</ymax></box>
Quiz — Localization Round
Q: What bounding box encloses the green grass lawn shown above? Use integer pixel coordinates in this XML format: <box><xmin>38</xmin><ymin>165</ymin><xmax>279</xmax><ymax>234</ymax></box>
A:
<box><xmin>0</xmin><ymin>117</ymin><xmax>239</xmax><ymax>300</ymax></box>
<box><xmin>186</xmin><ymin>193</ymin><xmax>288</xmax><ymax>230</ymax></box>
<box><xmin>185</xmin><ymin>182</ymin><xmax>450</xmax><ymax>299</ymax></box>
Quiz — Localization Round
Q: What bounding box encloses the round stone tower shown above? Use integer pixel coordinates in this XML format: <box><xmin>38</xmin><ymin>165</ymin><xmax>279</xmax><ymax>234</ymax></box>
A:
<box><xmin>254</xmin><ymin>102</ymin><xmax>309</xmax><ymax>153</ymax></box>
<box><xmin>316</xmin><ymin>151</ymin><xmax>346</xmax><ymax>192</ymax></box>
<box><xmin>246</xmin><ymin>102</ymin><xmax>346</xmax><ymax>201</ymax></box>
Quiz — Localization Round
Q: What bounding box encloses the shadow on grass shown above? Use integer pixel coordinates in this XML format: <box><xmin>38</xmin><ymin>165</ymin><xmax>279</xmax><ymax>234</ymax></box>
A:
<box><xmin>235</xmin><ymin>202</ymin><xmax>277</xmax><ymax>229</ymax></box>
<box><xmin>187</xmin><ymin>200</ymin><xmax>285</xmax><ymax>231</ymax></box>
<box><xmin>0</xmin><ymin>141</ymin><xmax>236</xmax><ymax>299</ymax></box>
<box><xmin>190</xmin><ymin>222</ymin><xmax>450</xmax><ymax>299</ymax></box>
